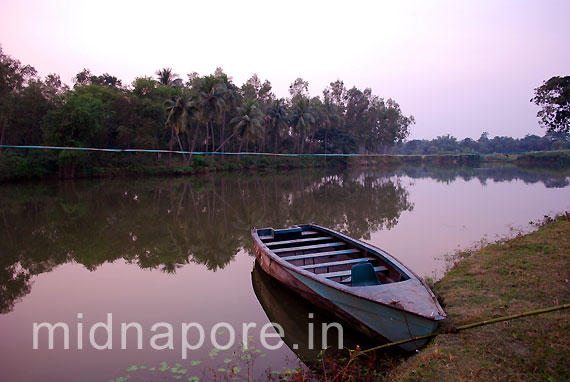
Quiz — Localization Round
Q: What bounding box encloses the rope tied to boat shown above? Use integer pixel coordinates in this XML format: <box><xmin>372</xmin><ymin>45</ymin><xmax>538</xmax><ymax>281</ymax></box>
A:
<box><xmin>401</xmin><ymin>309</ymin><xmax>421</xmax><ymax>351</ymax></box>
<box><xmin>358</xmin><ymin>303</ymin><xmax>570</xmax><ymax>355</ymax></box>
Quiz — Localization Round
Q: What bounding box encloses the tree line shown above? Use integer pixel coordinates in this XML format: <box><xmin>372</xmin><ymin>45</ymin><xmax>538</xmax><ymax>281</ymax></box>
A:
<box><xmin>0</xmin><ymin>47</ymin><xmax>414</xmax><ymax>173</ymax></box>
<box><xmin>397</xmin><ymin>132</ymin><xmax>570</xmax><ymax>155</ymax></box>
<box><xmin>2</xmin><ymin>46</ymin><xmax>568</xmax><ymax>177</ymax></box>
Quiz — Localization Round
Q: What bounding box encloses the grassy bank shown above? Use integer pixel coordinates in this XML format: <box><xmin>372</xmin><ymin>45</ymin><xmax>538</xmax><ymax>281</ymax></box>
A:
<box><xmin>385</xmin><ymin>215</ymin><xmax>569</xmax><ymax>381</ymax></box>
<box><xmin>0</xmin><ymin>150</ymin><xmax>346</xmax><ymax>182</ymax></box>
<box><xmin>1</xmin><ymin>149</ymin><xmax>569</xmax><ymax>182</ymax></box>
<box><xmin>351</xmin><ymin>150</ymin><xmax>570</xmax><ymax>167</ymax></box>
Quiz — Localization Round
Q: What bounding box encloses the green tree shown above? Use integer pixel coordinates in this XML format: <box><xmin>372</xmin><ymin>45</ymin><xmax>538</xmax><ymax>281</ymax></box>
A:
<box><xmin>241</xmin><ymin>73</ymin><xmax>261</xmax><ymax>101</ymax></box>
<box><xmin>164</xmin><ymin>95</ymin><xmax>198</xmax><ymax>165</ymax></box>
<box><xmin>8</xmin><ymin>80</ymin><xmax>54</xmax><ymax>148</ymax></box>
<box><xmin>289</xmin><ymin>97</ymin><xmax>315</xmax><ymax>154</ymax></box>
<box><xmin>532</xmin><ymin>76</ymin><xmax>570</xmax><ymax>133</ymax></box>
<box><xmin>73</xmin><ymin>68</ymin><xmax>122</xmax><ymax>88</ymax></box>
<box><xmin>230</xmin><ymin>99</ymin><xmax>264</xmax><ymax>152</ymax></box>
<box><xmin>241</xmin><ymin>74</ymin><xmax>274</xmax><ymax>152</ymax></box>
<box><xmin>42</xmin><ymin>91</ymin><xmax>106</xmax><ymax>177</ymax></box>
<box><xmin>288</xmin><ymin>77</ymin><xmax>309</xmax><ymax>104</ymax></box>
<box><xmin>132</xmin><ymin>76</ymin><xmax>177</xmax><ymax>159</ymax></box>
<box><xmin>156</xmin><ymin>68</ymin><xmax>182</xmax><ymax>87</ymax></box>
<box><xmin>372</xmin><ymin>98</ymin><xmax>413</xmax><ymax>153</ymax></box>
<box><xmin>319</xmin><ymin>97</ymin><xmax>340</xmax><ymax>155</ymax></box>
<box><xmin>323</xmin><ymin>79</ymin><xmax>347</xmax><ymax>116</ymax></box>
<box><xmin>344</xmin><ymin>87</ymin><xmax>370</xmax><ymax>152</ymax></box>
<box><xmin>132</xmin><ymin>76</ymin><xmax>156</xmax><ymax>97</ymax></box>
<box><xmin>216</xmin><ymin>72</ymin><xmax>239</xmax><ymax>153</ymax></box>
<box><xmin>196</xmin><ymin>76</ymin><xmax>227</xmax><ymax>153</ymax></box>
<box><xmin>0</xmin><ymin>47</ymin><xmax>37</xmax><ymax>150</ymax></box>
<box><xmin>266</xmin><ymin>99</ymin><xmax>289</xmax><ymax>154</ymax></box>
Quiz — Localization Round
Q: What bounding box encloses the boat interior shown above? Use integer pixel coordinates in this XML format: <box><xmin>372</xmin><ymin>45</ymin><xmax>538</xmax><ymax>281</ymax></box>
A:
<box><xmin>256</xmin><ymin>226</ymin><xmax>410</xmax><ymax>287</ymax></box>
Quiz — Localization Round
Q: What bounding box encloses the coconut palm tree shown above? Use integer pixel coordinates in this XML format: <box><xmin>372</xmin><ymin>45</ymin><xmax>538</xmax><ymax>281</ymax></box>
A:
<box><xmin>196</xmin><ymin>76</ymin><xmax>227</xmax><ymax>153</ymax></box>
<box><xmin>164</xmin><ymin>95</ymin><xmax>198</xmax><ymax>165</ymax></box>
<box><xmin>156</xmin><ymin>68</ymin><xmax>182</xmax><ymax>87</ymax></box>
<box><xmin>321</xmin><ymin>98</ymin><xmax>339</xmax><ymax>155</ymax></box>
<box><xmin>230</xmin><ymin>100</ymin><xmax>264</xmax><ymax>153</ymax></box>
<box><xmin>216</xmin><ymin>74</ymin><xmax>239</xmax><ymax>154</ymax></box>
<box><xmin>266</xmin><ymin>99</ymin><xmax>289</xmax><ymax>154</ymax></box>
<box><xmin>289</xmin><ymin>98</ymin><xmax>316</xmax><ymax>154</ymax></box>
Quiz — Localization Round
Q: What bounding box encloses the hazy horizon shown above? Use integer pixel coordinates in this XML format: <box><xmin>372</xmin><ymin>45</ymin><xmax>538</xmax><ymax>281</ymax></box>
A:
<box><xmin>1</xmin><ymin>0</ymin><xmax>569</xmax><ymax>140</ymax></box>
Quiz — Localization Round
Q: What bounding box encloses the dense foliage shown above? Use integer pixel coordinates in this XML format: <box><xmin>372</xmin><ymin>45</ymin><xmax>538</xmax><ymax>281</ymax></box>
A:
<box><xmin>0</xmin><ymin>47</ymin><xmax>414</xmax><ymax>175</ymax></box>
<box><xmin>397</xmin><ymin>132</ymin><xmax>570</xmax><ymax>155</ymax></box>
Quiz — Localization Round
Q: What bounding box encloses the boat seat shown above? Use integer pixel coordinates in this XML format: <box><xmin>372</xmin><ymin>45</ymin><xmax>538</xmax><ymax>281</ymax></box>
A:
<box><xmin>274</xmin><ymin>227</ymin><xmax>303</xmax><ymax>234</ymax></box>
<box><xmin>272</xmin><ymin>242</ymin><xmax>345</xmax><ymax>254</ymax></box>
<box><xmin>351</xmin><ymin>263</ymin><xmax>382</xmax><ymax>287</ymax></box>
<box><xmin>281</xmin><ymin>249</ymin><xmax>360</xmax><ymax>262</ymax></box>
<box><xmin>319</xmin><ymin>266</ymin><xmax>388</xmax><ymax>280</ymax></box>
<box><xmin>301</xmin><ymin>257</ymin><xmax>374</xmax><ymax>270</ymax></box>
<box><xmin>266</xmin><ymin>236</ymin><xmax>333</xmax><ymax>247</ymax></box>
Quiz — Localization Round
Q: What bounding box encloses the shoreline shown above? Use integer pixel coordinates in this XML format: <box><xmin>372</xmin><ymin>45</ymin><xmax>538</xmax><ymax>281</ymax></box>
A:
<box><xmin>385</xmin><ymin>215</ymin><xmax>569</xmax><ymax>381</ymax></box>
<box><xmin>1</xmin><ymin>150</ymin><xmax>569</xmax><ymax>183</ymax></box>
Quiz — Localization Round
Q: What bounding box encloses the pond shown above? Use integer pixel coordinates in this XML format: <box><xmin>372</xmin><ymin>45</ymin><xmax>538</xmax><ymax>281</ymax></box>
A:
<box><xmin>0</xmin><ymin>164</ymin><xmax>569</xmax><ymax>381</ymax></box>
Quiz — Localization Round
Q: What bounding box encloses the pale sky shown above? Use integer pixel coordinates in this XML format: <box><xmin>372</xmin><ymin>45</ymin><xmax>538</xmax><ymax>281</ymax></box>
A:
<box><xmin>1</xmin><ymin>0</ymin><xmax>569</xmax><ymax>139</ymax></box>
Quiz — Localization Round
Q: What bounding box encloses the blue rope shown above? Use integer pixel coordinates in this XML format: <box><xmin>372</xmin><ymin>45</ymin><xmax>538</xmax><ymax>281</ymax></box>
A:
<box><xmin>0</xmin><ymin>145</ymin><xmax>360</xmax><ymax>157</ymax></box>
<box><xmin>0</xmin><ymin>145</ymin><xmax>567</xmax><ymax>157</ymax></box>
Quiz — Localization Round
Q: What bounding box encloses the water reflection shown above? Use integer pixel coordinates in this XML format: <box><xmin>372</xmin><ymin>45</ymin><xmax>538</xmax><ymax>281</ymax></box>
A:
<box><xmin>395</xmin><ymin>163</ymin><xmax>570</xmax><ymax>188</ymax></box>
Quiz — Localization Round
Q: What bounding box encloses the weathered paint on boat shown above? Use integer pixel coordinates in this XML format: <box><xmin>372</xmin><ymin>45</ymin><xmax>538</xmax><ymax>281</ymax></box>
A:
<box><xmin>251</xmin><ymin>224</ymin><xmax>446</xmax><ymax>351</ymax></box>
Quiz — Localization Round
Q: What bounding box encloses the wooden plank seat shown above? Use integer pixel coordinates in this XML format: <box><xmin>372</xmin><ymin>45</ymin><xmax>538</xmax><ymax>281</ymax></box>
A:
<box><xmin>272</xmin><ymin>242</ymin><xmax>345</xmax><ymax>254</ymax></box>
<box><xmin>266</xmin><ymin>236</ymin><xmax>333</xmax><ymax>247</ymax></box>
<box><xmin>301</xmin><ymin>257</ymin><xmax>375</xmax><ymax>270</ymax></box>
<box><xmin>281</xmin><ymin>248</ymin><xmax>360</xmax><ymax>262</ymax></box>
<box><xmin>274</xmin><ymin>227</ymin><xmax>303</xmax><ymax>234</ymax></box>
<box><xmin>320</xmin><ymin>266</ymin><xmax>389</xmax><ymax>280</ymax></box>
<box><xmin>261</xmin><ymin>229</ymin><xmax>319</xmax><ymax>242</ymax></box>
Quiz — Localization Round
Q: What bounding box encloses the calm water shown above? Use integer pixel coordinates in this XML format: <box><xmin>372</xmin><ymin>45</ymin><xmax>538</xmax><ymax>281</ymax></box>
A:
<box><xmin>0</xmin><ymin>164</ymin><xmax>569</xmax><ymax>381</ymax></box>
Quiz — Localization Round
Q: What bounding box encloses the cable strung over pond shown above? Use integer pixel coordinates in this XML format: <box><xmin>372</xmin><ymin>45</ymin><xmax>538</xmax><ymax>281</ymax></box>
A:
<box><xmin>358</xmin><ymin>303</ymin><xmax>570</xmax><ymax>354</ymax></box>
<box><xmin>1</xmin><ymin>145</ymin><xmax>567</xmax><ymax>157</ymax></box>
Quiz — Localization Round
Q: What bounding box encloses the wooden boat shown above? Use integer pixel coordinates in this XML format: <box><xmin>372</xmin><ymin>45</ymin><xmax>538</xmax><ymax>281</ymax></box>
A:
<box><xmin>251</xmin><ymin>224</ymin><xmax>446</xmax><ymax>351</ymax></box>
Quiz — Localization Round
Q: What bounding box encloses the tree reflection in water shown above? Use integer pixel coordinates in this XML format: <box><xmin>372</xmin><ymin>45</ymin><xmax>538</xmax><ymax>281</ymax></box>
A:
<box><xmin>1</xmin><ymin>163</ymin><xmax>568</xmax><ymax>314</ymax></box>
<box><xmin>0</xmin><ymin>169</ymin><xmax>412</xmax><ymax>314</ymax></box>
